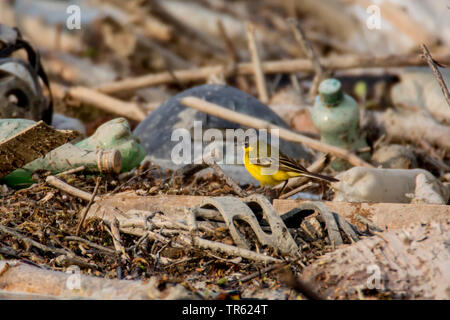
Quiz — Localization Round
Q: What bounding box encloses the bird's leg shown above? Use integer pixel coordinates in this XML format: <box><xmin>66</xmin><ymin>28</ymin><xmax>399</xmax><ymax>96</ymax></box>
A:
<box><xmin>278</xmin><ymin>180</ymin><xmax>289</xmax><ymax>198</ymax></box>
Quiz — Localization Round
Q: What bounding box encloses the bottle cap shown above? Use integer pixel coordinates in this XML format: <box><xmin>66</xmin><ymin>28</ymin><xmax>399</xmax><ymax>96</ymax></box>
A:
<box><xmin>97</xmin><ymin>149</ymin><xmax>122</xmax><ymax>174</ymax></box>
<box><xmin>319</xmin><ymin>78</ymin><xmax>343</xmax><ymax>107</ymax></box>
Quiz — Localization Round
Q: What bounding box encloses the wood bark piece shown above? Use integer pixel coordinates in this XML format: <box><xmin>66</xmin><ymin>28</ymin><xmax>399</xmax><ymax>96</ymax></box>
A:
<box><xmin>274</xmin><ymin>200</ymin><xmax>450</xmax><ymax>231</ymax></box>
<box><xmin>0</xmin><ymin>121</ymin><xmax>80</xmax><ymax>178</ymax></box>
<box><xmin>299</xmin><ymin>220</ymin><xmax>450</xmax><ymax>299</ymax></box>
<box><xmin>96</xmin><ymin>53</ymin><xmax>450</xmax><ymax>94</ymax></box>
<box><xmin>0</xmin><ymin>260</ymin><xmax>198</xmax><ymax>300</ymax></box>
<box><xmin>181</xmin><ymin>96</ymin><xmax>373</xmax><ymax>168</ymax></box>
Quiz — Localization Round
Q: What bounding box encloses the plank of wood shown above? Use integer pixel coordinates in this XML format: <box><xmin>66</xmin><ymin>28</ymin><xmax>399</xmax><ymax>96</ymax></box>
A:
<box><xmin>86</xmin><ymin>193</ymin><xmax>209</xmax><ymax>220</ymax></box>
<box><xmin>87</xmin><ymin>193</ymin><xmax>450</xmax><ymax>231</ymax></box>
<box><xmin>273</xmin><ymin>200</ymin><xmax>450</xmax><ymax>230</ymax></box>
<box><xmin>0</xmin><ymin>121</ymin><xmax>80</xmax><ymax>178</ymax></box>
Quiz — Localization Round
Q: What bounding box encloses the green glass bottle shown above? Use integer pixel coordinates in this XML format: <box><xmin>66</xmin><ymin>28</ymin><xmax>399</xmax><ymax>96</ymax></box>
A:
<box><xmin>1</xmin><ymin>118</ymin><xmax>146</xmax><ymax>188</ymax></box>
<box><xmin>311</xmin><ymin>78</ymin><xmax>369</xmax><ymax>170</ymax></box>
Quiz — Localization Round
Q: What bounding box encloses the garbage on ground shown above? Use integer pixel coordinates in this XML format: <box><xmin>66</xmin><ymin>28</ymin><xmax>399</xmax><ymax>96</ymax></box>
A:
<box><xmin>311</xmin><ymin>78</ymin><xmax>369</xmax><ymax>170</ymax></box>
<box><xmin>332</xmin><ymin>167</ymin><xmax>448</xmax><ymax>204</ymax></box>
<box><xmin>410</xmin><ymin>173</ymin><xmax>449</xmax><ymax>205</ymax></box>
<box><xmin>0</xmin><ymin>23</ymin><xmax>53</xmax><ymax>124</ymax></box>
<box><xmin>1</xmin><ymin>117</ymin><xmax>144</xmax><ymax>188</ymax></box>
<box><xmin>0</xmin><ymin>119</ymin><xmax>80</xmax><ymax>179</ymax></box>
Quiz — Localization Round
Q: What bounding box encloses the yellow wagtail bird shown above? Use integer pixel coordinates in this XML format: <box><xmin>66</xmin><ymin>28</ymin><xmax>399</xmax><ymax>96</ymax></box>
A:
<box><xmin>243</xmin><ymin>139</ymin><xmax>338</xmax><ymax>194</ymax></box>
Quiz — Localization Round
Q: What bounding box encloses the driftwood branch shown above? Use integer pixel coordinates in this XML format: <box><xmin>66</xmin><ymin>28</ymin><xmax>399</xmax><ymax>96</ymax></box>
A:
<box><xmin>46</xmin><ymin>176</ymin><xmax>100</xmax><ymax>202</ymax></box>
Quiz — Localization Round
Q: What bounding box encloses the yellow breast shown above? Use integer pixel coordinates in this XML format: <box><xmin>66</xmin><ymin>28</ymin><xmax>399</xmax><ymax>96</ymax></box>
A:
<box><xmin>243</xmin><ymin>149</ymin><xmax>297</xmax><ymax>186</ymax></box>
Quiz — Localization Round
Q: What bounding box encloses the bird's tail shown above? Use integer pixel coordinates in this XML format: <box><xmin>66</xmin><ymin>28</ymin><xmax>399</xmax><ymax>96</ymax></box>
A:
<box><xmin>299</xmin><ymin>171</ymin><xmax>339</xmax><ymax>183</ymax></box>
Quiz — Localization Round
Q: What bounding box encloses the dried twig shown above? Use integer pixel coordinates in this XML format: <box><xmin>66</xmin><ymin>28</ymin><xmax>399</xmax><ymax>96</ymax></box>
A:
<box><xmin>106</xmin><ymin>218</ymin><xmax>130</xmax><ymax>261</ymax></box>
<box><xmin>64</xmin><ymin>236</ymin><xmax>116</xmax><ymax>255</ymax></box>
<box><xmin>75</xmin><ymin>176</ymin><xmax>101</xmax><ymax>235</ymax></box>
<box><xmin>52</xmin><ymin>83</ymin><xmax>147</xmax><ymax>121</ymax></box>
<box><xmin>217</xmin><ymin>19</ymin><xmax>239</xmax><ymax>63</ymax></box>
<box><xmin>46</xmin><ymin>176</ymin><xmax>100</xmax><ymax>202</ymax></box>
<box><xmin>420</xmin><ymin>44</ymin><xmax>450</xmax><ymax>106</ymax></box>
<box><xmin>288</xmin><ymin>18</ymin><xmax>325</xmax><ymax>101</ymax></box>
<box><xmin>181</xmin><ymin>96</ymin><xmax>373</xmax><ymax>168</ymax></box>
<box><xmin>56</xmin><ymin>165</ymin><xmax>86</xmax><ymax>177</ymax></box>
<box><xmin>229</xmin><ymin>261</ymin><xmax>291</xmax><ymax>285</ymax></box>
<box><xmin>109</xmin><ymin>168</ymin><xmax>153</xmax><ymax>195</ymax></box>
<box><xmin>179</xmin><ymin>234</ymin><xmax>282</xmax><ymax>264</ymax></box>
<box><xmin>245</xmin><ymin>22</ymin><xmax>269</xmax><ymax>103</ymax></box>
<box><xmin>279</xmin><ymin>182</ymin><xmax>315</xmax><ymax>199</ymax></box>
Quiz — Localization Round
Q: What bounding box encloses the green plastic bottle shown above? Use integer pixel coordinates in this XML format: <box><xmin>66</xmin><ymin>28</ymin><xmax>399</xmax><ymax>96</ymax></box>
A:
<box><xmin>311</xmin><ymin>78</ymin><xmax>369</xmax><ymax>170</ymax></box>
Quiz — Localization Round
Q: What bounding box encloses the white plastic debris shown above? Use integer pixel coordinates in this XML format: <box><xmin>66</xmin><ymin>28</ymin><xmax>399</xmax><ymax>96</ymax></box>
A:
<box><xmin>410</xmin><ymin>173</ymin><xmax>449</xmax><ymax>205</ymax></box>
<box><xmin>332</xmin><ymin>167</ymin><xmax>447</xmax><ymax>203</ymax></box>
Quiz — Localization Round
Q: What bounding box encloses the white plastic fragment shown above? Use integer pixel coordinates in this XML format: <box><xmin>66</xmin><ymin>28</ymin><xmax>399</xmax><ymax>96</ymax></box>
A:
<box><xmin>332</xmin><ymin>167</ymin><xmax>447</xmax><ymax>203</ymax></box>
<box><xmin>410</xmin><ymin>173</ymin><xmax>449</xmax><ymax>205</ymax></box>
